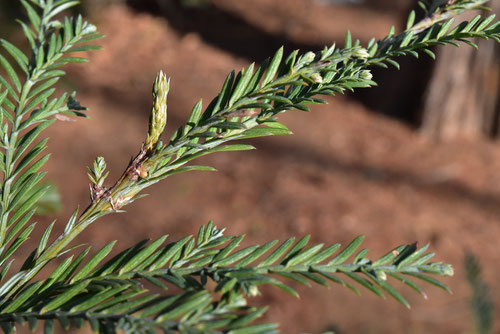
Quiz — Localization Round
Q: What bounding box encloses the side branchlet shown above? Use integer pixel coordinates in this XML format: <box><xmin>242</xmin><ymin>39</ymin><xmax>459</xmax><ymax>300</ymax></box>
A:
<box><xmin>87</xmin><ymin>156</ymin><xmax>109</xmax><ymax>202</ymax></box>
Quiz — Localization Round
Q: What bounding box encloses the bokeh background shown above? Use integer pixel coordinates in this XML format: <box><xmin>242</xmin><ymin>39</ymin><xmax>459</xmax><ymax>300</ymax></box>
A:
<box><xmin>1</xmin><ymin>0</ymin><xmax>500</xmax><ymax>333</ymax></box>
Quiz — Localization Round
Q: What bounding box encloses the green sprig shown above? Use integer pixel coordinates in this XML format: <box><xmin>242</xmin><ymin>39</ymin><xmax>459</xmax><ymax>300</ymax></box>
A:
<box><xmin>0</xmin><ymin>222</ymin><xmax>453</xmax><ymax>333</ymax></box>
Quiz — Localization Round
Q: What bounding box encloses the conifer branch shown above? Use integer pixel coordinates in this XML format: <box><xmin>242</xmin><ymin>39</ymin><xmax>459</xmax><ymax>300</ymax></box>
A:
<box><xmin>3</xmin><ymin>0</ymin><xmax>498</xmax><ymax>309</ymax></box>
<box><xmin>0</xmin><ymin>0</ymin><xmax>498</xmax><ymax>333</ymax></box>
<box><xmin>0</xmin><ymin>0</ymin><xmax>102</xmax><ymax>302</ymax></box>
<box><xmin>0</xmin><ymin>222</ymin><xmax>452</xmax><ymax>333</ymax></box>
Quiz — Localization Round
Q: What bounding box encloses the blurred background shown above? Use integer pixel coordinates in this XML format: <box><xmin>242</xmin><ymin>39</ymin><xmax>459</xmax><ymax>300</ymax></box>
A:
<box><xmin>1</xmin><ymin>0</ymin><xmax>500</xmax><ymax>333</ymax></box>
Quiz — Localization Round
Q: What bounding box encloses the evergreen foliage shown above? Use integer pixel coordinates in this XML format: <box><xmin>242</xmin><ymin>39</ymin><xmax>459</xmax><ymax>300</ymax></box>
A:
<box><xmin>0</xmin><ymin>0</ymin><xmax>498</xmax><ymax>333</ymax></box>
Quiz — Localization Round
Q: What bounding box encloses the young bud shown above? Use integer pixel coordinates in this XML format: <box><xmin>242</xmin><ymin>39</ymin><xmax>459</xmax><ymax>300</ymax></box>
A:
<box><xmin>248</xmin><ymin>285</ymin><xmax>261</xmax><ymax>297</ymax></box>
<box><xmin>295</xmin><ymin>51</ymin><xmax>317</xmax><ymax>70</ymax></box>
<box><xmin>376</xmin><ymin>270</ymin><xmax>387</xmax><ymax>281</ymax></box>
<box><xmin>310</xmin><ymin>72</ymin><xmax>323</xmax><ymax>84</ymax></box>
<box><xmin>144</xmin><ymin>71</ymin><xmax>170</xmax><ymax>151</ymax></box>
<box><xmin>302</xmin><ymin>51</ymin><xmax>316</xmax><ymax>65</ymax></box>
<box><xmin>441</xmin><ymin>264</ymin><xmax>454</xmax><ymax>276</ymax></box>
<box><xmin>352</xmin><ymin>47</ymin><xmax>370</xmax><ymax>60</ymax></box>
<box><xmin>359</xmin><ymin>70</ymin><xmax>373</xmax><ymax>80</ymax></box>
<box><xmin>82</xmin><ymin>23</ymin><xmax>97</xmax><ymax>34</ymax></box>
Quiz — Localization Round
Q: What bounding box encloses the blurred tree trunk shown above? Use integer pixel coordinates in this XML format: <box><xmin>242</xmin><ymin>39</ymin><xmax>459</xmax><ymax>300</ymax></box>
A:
<box><xmin>420</xmin><ymin>5</ymin><xmax>500</xmax><ymax>141</ymax></box>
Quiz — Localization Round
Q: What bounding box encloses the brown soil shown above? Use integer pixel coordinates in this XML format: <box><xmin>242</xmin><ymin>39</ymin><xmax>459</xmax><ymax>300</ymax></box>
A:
<box><xmin>22</xmin><ymin>1</ymin><xmax>500</xmax><ymax>333</ymax></box>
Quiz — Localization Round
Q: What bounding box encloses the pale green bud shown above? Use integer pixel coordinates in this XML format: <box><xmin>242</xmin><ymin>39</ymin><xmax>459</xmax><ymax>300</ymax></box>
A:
<box><xmin>302</xmin><ymin>51</ymin><xmax>316</xmax><ymax>65</ymax></box>
<box><xmin>82</xmin><ymin>23</ymin><xmax>97</xmax><ymax>34</ymax></box>
<box><xmin>295</xmin><ymin>51</ymin><xmax>316</xmax><ymax>70</ymax></box>
<box><xmin>248</xmin><ymin>285</ymin><xmax>261</xmax><ymax>297</ymax></box>
<box><xmin>440</xmin><ymin>264</ymin><xmax>454</xmax><ymax>276</ymax></box>
<box><xmin>144</xmin><ymin>71</ymin><xmax>169</xmax><ymax>151</ymax></box>
<box><xmin>352</xmin><ymin>47</ymin><xmax>370</xmax><ymax>60</ymax></box>
<box><xmin>310</xmin><ymin>72</ymin><xmax>323</xmax><ymax>84</ymax></box>
<box><xmin>359</xmin><ymin>70</ymin><xmax>373</xmax><ymax>80</ymax></box>
<box><xmin>376</xmin><ymin>270</ymin><xmax>387</xmax><ymax>281</ymax></box>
